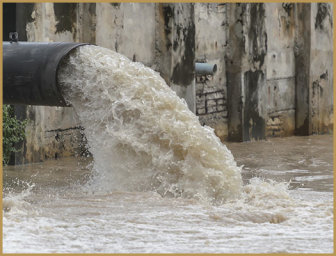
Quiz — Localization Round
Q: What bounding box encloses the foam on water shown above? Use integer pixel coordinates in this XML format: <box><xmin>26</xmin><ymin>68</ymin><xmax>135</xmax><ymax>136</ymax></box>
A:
<box><xmin>5</xmin><ymin>45</ymin><xmax>331</xmax><ymax>253</ymax></box>
<box><xmin>3</xmin><ymin>174</ymin><xmax>333</xmax><ymax>253</ymax></box>
<box><xmin>3</xmin><ymin>181</ymin><xmax>37</xmax><ymax>216</ymax></box>
<box><xmin>3</xmin><ymin>121</ymin><xmax>333</xmax><ymax>253</ymax></box>
<box><xmin>58</xmin><ymin>45</ymin><xmax>242</xmax><ymax>203</ymax></box>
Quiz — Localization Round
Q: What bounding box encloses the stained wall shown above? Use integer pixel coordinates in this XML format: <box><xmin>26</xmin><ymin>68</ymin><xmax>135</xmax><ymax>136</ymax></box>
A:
<box><xmin>3</xmin><ymin>2</ymin><xmax>333</xmax><ymax>164</ymax></box>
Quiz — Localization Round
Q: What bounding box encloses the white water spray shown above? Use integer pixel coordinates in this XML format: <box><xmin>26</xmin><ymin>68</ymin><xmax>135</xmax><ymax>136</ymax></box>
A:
<box><xmin>58</xmin><ymin>45</ymin><xmax>242</xmax><ymax>203</ymax></box>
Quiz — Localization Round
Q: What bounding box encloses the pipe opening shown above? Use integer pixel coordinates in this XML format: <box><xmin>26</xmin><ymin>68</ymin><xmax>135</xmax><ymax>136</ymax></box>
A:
<box><xmin>195</xmin><ymin>62</ymin><xmax>217</xmax><ymax>76</ymax></box>
<box><xmin>3</xmin><ymin>41</ymin><xmax>89</xmax><ymax>106</ymax></box>
<box><xmin>213</xmin><ymin>64</ymin><xmax>217</xmax><ymax>73</ymax></box>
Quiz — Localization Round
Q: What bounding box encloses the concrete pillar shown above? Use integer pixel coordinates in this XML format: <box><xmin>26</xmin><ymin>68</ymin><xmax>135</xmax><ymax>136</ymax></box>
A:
<box><xmin>264</xmin><ymin>3</ymin><xmax>296</xmax><ymax>138</ymax></box>
<box><xmin>155</xmin><ymin>3</ymin><xmax>196</xmax><ymax>113</ymax></box>
<box><xmin>310</xmin><ymin>3</ymin><xmax>333</xmax><ymax>134</ymax></box>
<box><xmin>155</xmin><ymin>3</ymin><xmax>174</xmax><ymax>85</ymax></box>
<box><xmin>226</xmin><ymin>3</ymin><xmax>267</xmax><ymax>141</ymax></box>
<box><xmin>77</xmin><ymin>3</ymin><xmax>96</xmax><ymax>44</ymax></box>
<box><xmin>294</xmin><ymin>3</ymin><xmax>312</xmax><ymax>135</ymax></box>
<box><xmin>96</xmin><ymin>3</ymin><xmax>123</xmax><ymax>51</ymax></box>
<box><xmin>294</xmin><ymin>3</ymin><xmax>333</xmax><ymax>135</ymax></box>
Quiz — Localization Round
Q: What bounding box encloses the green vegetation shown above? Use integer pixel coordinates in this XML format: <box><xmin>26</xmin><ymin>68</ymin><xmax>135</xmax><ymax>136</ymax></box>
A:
<box><xmin>2</xmin><ymin>105</ymin><xmax>27</xmax><ymax>165</ymax></box>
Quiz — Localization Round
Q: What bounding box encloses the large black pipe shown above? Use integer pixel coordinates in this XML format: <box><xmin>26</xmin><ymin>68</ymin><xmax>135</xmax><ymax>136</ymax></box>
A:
<box><xmin>3</xmin><ymin>41</ymin><xmax>88</xmax><ymax>106</ymax></box>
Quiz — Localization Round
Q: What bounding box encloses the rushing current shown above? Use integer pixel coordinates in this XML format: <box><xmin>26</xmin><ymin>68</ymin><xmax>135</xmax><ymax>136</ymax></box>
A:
<box><xmin>58</xmin><ymin>45</ymin><xmax>242</xmax><ymax>203</ymax></box>
<box><xmin>3</xmin><ymin>45</ymin><xmax>333</xmax><ymax>253</ymax></box>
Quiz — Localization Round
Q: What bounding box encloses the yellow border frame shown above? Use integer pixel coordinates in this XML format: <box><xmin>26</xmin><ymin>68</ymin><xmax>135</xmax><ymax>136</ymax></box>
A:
<box><xmin>0</xmin><ymin>1</ymin><xmax>334</xmax><ymax>256</ymax></box>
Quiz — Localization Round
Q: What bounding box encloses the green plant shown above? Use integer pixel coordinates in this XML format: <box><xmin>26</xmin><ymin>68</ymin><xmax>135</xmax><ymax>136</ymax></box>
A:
<box><xmin>2</xmin><ymin>105</ymin><xmax>27</xmax><ymax>165</ymax></box>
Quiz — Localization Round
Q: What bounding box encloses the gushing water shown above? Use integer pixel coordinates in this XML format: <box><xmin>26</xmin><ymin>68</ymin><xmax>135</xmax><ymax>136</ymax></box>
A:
<box><xmin>3</xmin><ymin>46</ymin><xmax>333</xmax><ymax>253</ymax></box>
<box><xmin>58</xmin><ymin>45</ymin><xmax>242</xmax><ymax>203</ymax></box>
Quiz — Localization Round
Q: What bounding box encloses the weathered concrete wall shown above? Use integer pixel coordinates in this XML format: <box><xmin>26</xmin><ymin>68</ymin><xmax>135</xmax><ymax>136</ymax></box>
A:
<box><xmin>226</xmin><ymin>3</ymin><xmax>267</xmax><ymax>142</ymax></box>
<box><xmin>154</xmin><ymin>3</ymin><xmax>173</xmax><ymax>85</ymax></box>
<box><xmin>169</xmin><ymin>3</ymin><xmax>196</xmax><ymax>113</ymax></box>
<box><xmin>18</xmin><ymin>2</ymin><xmax>159</xmax><ymax>164</ymax></box>
<box><xmin>154</xmin><ymin>3</ymin><xmax>196</xmax><ymax>112</ymax></box>
<box><xmin>295</xmin><ymin>3</ymin><xmax>313</xmax><ymax>136</ymax></box>
<box><xmin>3</xmin><ymin>2</ymin><xmax>333</xmax><ymax>164</ymax></box>
<box><xmin>310</xmin><ymin>3</ymin><xmax>333</xmax><ymax>134</ymax></box>
<box><xmin>77</xmin><ymin>3</ymin><xmax>96</xmax><ymax>44</ymax></box>
<box><xmin>295</xmin><ymin>3</ymin><xmax>334</xmax><ymax>136</ymax></box>
<box><xmin>6</xmin><ymin>2</ymin><xmax>197</xmax><ymax>164</ymax></box>
<box><xmin>12</xmin><ymin>3</ymin><xmax>84</xmax><ymax>164</ymax></box>
<box><xmin>24</xmin><ymin>106</ymin><xmax>84</xmax><ymax>162</ymax></box>
<box><xmin>194</xmin><ymin>3</ymin><xmax>228</xmax><ymax>141</ymax></box>
<box><xmin>96</xmin><ymin>3</ymin><xmax>156</xmax><ymax>66</ymax></box>
<box><xmin>265</xmin><ymin>3</ymin><xmax>295</xmax><ymax>137</ymax></box>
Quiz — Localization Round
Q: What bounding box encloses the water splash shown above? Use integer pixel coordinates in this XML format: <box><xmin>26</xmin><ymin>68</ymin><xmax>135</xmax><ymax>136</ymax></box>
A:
<box><xmin>58</xmin><ymin>45</ymin><xmax>242</xmax><ymax>203</ymax></box>
<box><xmin>3</xmin><ymin>180</ymin><xmax>36</xmax><ymax>214</ymax></box>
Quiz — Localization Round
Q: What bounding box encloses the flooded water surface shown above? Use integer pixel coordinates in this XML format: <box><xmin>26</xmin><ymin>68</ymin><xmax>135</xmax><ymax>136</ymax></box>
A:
<box><xmin>3</xmin><ymin>135</ymin><xmax>333</xmax><ymax>253</ymax></box>
<box><xmin>3</xmin><ymin>46</ymin><xmax>334</xmax><ymax>253</ymax></box>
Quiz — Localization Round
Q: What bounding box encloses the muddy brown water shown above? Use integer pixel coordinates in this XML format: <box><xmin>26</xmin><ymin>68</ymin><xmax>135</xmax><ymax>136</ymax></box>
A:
<box><xmin>3</xmin><ymin>135</ymin><xmax>333</xmax><ymax>253</ymax></box>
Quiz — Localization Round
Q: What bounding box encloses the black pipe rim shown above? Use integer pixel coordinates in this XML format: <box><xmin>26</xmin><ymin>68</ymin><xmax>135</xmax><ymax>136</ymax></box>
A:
<box><xmin>3</xmin><ymin>42</ymin><xmax>90</xmax><ymax>106</ymax></box>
